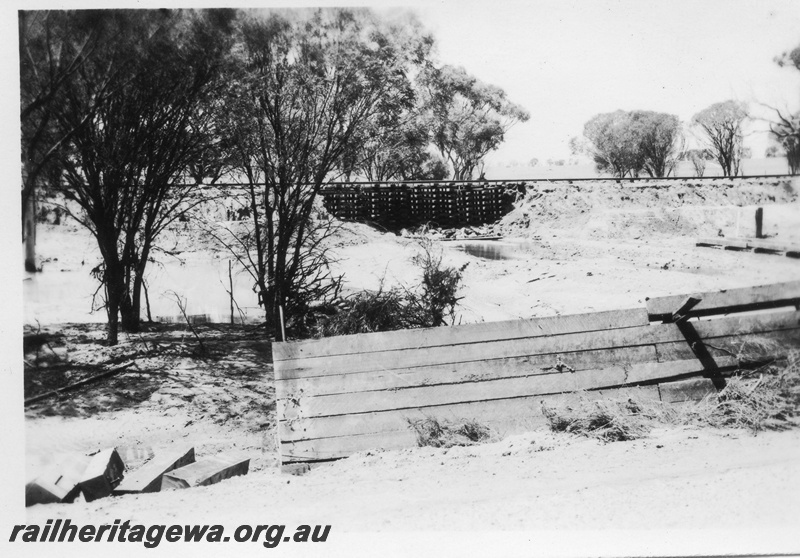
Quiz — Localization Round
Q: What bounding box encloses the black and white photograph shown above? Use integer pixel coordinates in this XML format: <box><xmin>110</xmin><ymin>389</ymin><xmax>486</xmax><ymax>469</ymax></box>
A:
<box><xmin>4</xmin><ymin>1</ymin><xmax>800</xmax><ymax>556</ymax></box>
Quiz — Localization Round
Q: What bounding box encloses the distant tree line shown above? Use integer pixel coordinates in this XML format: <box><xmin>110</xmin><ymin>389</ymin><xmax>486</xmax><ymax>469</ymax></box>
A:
<box><xmin>575</xmin><ymin>68</ymin><xmax>800</xmax><ymax>179</ymax></box>
<box><xmin>769</xmin><ymin>43</ymin><xmax>800</xmax><ymax>175</ymax></box>
<box><xmin>572</xmin><ymin>101</ymin><xmax>752</xmax><ymax>179</ymax></box>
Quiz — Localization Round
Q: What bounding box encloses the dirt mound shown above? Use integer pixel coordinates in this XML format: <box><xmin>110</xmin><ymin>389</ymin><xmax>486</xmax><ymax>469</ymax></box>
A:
<box><xmin>498</xmin><ymin>177</ymin><xmax>799</xmax><ymax>239</ymax></box>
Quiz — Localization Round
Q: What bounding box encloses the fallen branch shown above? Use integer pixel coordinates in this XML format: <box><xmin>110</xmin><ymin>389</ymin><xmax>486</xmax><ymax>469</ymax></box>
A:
<box><xmin>24</xmin><ymin>362</ymin><xmax>135</xmax><ymax>406</ymax></box>
<box><xmin>166</xmin><ymin>291</ymin><xmax>207</xmax><ymax>355</ymax></box>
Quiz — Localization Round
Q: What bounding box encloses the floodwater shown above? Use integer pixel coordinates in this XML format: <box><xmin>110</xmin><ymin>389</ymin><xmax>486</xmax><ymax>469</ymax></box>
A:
<box><xmin>23</xmin><ymin>239</ymin><xmax>521</xmax><ymax>326</ymax></box>
<box><xmin>24</xmin><ymin>256</ymin><xmax>263</xmax><ymax>326</ymax></box>
<box><xmin>450</xmin><ymin>240</ymin><xmax>523</xmax><ymax>261</ymax></box>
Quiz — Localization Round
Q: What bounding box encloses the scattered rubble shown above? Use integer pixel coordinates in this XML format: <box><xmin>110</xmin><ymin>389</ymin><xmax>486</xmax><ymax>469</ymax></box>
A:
<box><xmin>402</xmin><ymin>224</ymin><xmax>501</xmax><ymax>240</ymax></box>
<box><xmin>161</xmin><ymin>454</ymin><xmax>251</xmax><ymax>489</ymax></box>
<box><xmin>113</xmin><ymin>446</ymin><xmax>195</xmax><ymax>495</ymax></box>
<box><xmin>78</xmin><ymin>448</ymin><xmax>125</xmax><ymax>502</ymax></box>
<box><xmin>26</xmin><ymin>445</ymin><xmax>250</xmax><ymax>507</ymax></box>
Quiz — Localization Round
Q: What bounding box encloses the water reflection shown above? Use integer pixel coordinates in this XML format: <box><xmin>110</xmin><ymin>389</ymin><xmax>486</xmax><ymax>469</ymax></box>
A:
<box><xmin>24</xmin><ymin>257</ymin><xmax>262</xmax><ymax>325</ymax></box>
<box><xmin>453</xmin><ymin>241</ymin><xmax>518</xmax><ymax>261</ymax></box>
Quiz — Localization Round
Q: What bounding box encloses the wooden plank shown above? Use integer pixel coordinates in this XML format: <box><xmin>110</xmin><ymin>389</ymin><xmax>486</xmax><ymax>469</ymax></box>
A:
<box><xmin>646</xmin><ymin>281</ymin><xmax>800</xmax><ymax>320</ymax></box>
<box><xmin>161</xmin><ymin>455</ymin><xmax>250</xmax><ymax>490</ymax></box>
<box><xmin>280</xmin><ymin>387</ymin><xmax>663</xmax><ymax>462</ymax></box>
<box><xmin>276</xmin><ymin>311</ymin><xmax>800</xmax><ymax>379</ymax></box>
<box><xmin>655</xmin><ymin>328</ymin><xmax>800</xmax><ymax>362</ymax></box>
<box><xmin>659</xmin><ymin>377</ymin><xmax>718</xmax><ymax>403</ymax></box>
<box><xmin>279</xmin><ymin>358</ymin><xmax>737</xmax><ymax>422</ymax></box>
<box><xmin>697</xmin><ymin>237</ymin><xmax>800</xmax><ymax>255</ymax></box>
<box><xmin>113</xmin><ymin>446</ymin><xmax>195</xmax><ymax>494</ymax></box>
<box><xmin>276</xmin><ymin>345</ymin><xmax>658</xmax><ymax>399</ymax></box>
<box><xmin>745</xmin><ymin>238</ymin><xmax>798</xmax><ymax>252</ymax></box>
<box><xmin>280</xmin><ymin>386</ymin><xmax>663</xmax><ymax>443</ymax></box>
<box><xmin>696</xmin><ymin>237</ymin><xmax>751</xmax><ymax>251</ymax></box>
<box><xmin>624</xmin><ymin>356</ymin><xmax>737</xmax><ymax>384</ymax></box>
<box><xmin>272</xmin><ymin>308</ymin><xmax>650</xmax><ymax>362</ymax></box>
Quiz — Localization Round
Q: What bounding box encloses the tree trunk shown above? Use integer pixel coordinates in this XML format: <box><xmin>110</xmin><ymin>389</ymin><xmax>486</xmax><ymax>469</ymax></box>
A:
<box><xmin>23</xmin><ymin>192</ymin><xmax>37</xmax><ymax>272</ymax></box>
<box><xmin>104</xmin><ymin>265</ymin><xmax>125</xmax><ymax>346</ymax></box>
<box><xmin>121</xmin><ymin>271</ymin><xmax>143</xmax><ymax>332</ymax></box>
<box><xmin>121</xmin><ymin>243</ymin><xmax>151</xmax><ymax>332</ymax></box>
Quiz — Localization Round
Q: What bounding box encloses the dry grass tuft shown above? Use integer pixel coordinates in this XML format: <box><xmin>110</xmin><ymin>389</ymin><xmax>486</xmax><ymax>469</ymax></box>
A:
<box><xmin>408</xmin><ymin>417</ymin><xmax>494</xmax><ymax>448</ymax></box>
<box><xmin>542</xmin><ymin>351</ymin><xmax>800</xmax><ymax>440</ymax></box>
<box><xmin>691</xmin><ymin>350</ymin><xmax>800</xmax><ymax>432</ymax></box>
<box><xmin>541</xmin><ymin>397</ymin><xmax>655</xmax><ymax>442</ymax></box>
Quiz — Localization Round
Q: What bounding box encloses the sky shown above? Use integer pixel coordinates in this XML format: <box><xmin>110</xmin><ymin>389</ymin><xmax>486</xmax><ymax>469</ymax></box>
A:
<box><xmin>411</xmin><ymin>0</ymin><xmax>800</xmax><ymax>164</ymax></box>
<box><xmin>4</xmin><ymin>0</ymin><xmax>800</xmax><ymax>166</ymax></box>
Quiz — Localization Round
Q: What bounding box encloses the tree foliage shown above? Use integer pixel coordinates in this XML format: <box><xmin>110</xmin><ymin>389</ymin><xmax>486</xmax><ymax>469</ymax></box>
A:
<box><xmin>583</xmin><ymin>110</ymin><xmax>682</xmax><ymax>178</ymax></box>
<box><xmin>421</xmin><ymin>65</ymin><xmax>529</xmax><ymax>180</ymax></box>
<box><xmin>19</xmin><ymin>11</ymin><xmax>110</xmax><ymax>270</ymax></box>
<box><xmin>21</xmin><ymin>8</ymin><xmax>528</xmax><ymax>342</ymax></box>
<box><xmin>692</xmin><ymin>100</ymin><xmax>748</xmax><ymax>177</ymax></box>
<box><xmin>341</xmin><ymin>111</ymin><xmax>447</xmax><ymax>181</ymax></box>
<box><xmin>770</xmin><ymin>41</ymin><xmax>800</xmax><ymax>175</ymax></box>
<box><xmin>217</xmin><ymin>8</ymin><xmax>431</xmax><ymax>338</ymax></box>
<box><xmin>39</xmin><ymin>9</ymin><xmax>235</xmax><ymax>344</ymax></box>
<box><xmin>765</xmin><ymin>144</ymin><xmax>783</xmax><ymax>158</ymax></box>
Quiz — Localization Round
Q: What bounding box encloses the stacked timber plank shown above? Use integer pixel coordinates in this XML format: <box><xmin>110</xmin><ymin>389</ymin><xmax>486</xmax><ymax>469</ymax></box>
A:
<box><xmin>697</xmin><ymin>237</ymin><xmax>800</xmax><ymax>258</ymax></box>
<box><xmin>273</xmin><ymin>281</ymin><xmax>800</xmax><ymax>465</ymax></box>
<box><xmin>273</xmin><ymin>282</ymin><xmax>800</xmax><ymax>464</ymax></box>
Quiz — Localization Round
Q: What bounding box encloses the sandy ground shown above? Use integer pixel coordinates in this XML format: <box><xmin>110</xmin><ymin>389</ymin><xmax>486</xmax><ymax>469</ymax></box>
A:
<box><xmin>13</xmin><ymin>178</ymin><xmax>800</xmax><ymax>557</ymax></box>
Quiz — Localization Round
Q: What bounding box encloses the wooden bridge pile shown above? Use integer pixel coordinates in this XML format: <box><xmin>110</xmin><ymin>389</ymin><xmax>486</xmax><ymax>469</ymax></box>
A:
<box><xmin>273</xmin><ymin>281</ymin><xmax>800</xmax><ymax>465</ymax></box>
<box><xmin>320</xmin><ymin>183</ymin><xmax>517</xmax><ymax>230</ymax></box>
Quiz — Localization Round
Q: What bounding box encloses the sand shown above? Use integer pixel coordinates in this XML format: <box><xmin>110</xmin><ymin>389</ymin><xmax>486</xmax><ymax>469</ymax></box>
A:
<box><xmin>16</xmin><ymin>177</ymin><xmax>800</xmax><ymax>557</ymax></box>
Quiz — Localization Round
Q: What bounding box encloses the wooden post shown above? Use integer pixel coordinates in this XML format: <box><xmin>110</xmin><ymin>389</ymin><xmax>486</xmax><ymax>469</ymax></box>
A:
<box><xmin>755</xmin><ymin>207</ymin><xmax>764</xmax><ymax>239</ymax></box>
<box><xmin>228</xmin><ymin>260</ymin><xmax>234</xmax><ymax>325</ymax></box>
<box><xmin>670</xmin><ymin>296</ymin><xmax>702</xmax><ymax>323</ymax></box>
<box><xmin>279</xmin><ymin>305</ymin><xmax>286</xmax><ymax>342</ymax></box>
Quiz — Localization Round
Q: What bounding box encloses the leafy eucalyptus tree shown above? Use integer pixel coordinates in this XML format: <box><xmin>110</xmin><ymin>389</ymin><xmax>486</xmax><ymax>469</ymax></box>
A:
<box><xmin>582</xmin><ymin>110</ymin><xmax>682</xmax><ymax>178</ymax></box>
<box><xmin>217</xmin><ymin>8</ymin><xmax>432</xmax><ymax>338</ymax></box>
<box><xmin>46</xmin><ymin>9</ymin><xmax>235</xmax><ymax>344</ymax></box>
<box><xmin>421</xmin><ymin>64</ymin><xmax>529</xmax><ymax>180</ymax></box>
<box><xmin>769</xmin><ymin>42</ymin><xmax>800</xmax><ymax>174</ymax></box>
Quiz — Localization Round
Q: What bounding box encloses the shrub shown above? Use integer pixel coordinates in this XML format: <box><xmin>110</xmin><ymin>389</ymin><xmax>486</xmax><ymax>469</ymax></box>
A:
<box><xmin>314</xmin><ymin>285</ymin><xmax>412</xmax><ymax>337</ymax></box>
<box><xmin>314</xmin><ymin>239</ymin><xmax>465</xmax><ymax>337</ymax></box>
<box><xmin>407</xmin><ymin>238</ymin><xmax>466</xmax><ymax>328</ymax></box>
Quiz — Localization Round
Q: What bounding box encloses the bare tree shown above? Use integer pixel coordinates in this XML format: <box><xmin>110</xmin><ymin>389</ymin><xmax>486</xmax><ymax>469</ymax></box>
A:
<box><xmin>50</xmin><ymin>9</ymin><xmax>235</xmax><ymax>344</ymax></box>
<box><xmin>692</xmin><ymin>100</ymin><xmax>748</xmax><ymax>177</ymax></box>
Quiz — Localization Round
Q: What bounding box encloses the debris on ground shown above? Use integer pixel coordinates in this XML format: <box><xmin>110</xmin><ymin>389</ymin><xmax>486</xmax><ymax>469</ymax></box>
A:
<box><xmin>26</xmin><ymin>444</ymin><xmax>250</xmax><ymax>506</ymax></box>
